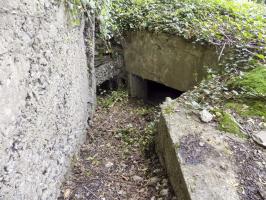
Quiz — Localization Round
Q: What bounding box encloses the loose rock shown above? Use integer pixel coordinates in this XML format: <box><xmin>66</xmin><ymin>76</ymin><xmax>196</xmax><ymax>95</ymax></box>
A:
<box><xmin>200</xmin><ymin>109</ymin><xmax>213</xmax><ymax>123</ymax></box>
<box><xmin>160</xmin><ymin>189</ymin><xmax>169</xmax><ymax>196</ymax></box>
<box><xmin>132</xmin><ymin>175</ymin><xmax>144</xmax><ymax>182</ymax></box>
<box><xmin>252</xmin><ymin>130</ymin><xmax>266</xmax><ymax>147</ymax></box>
<box><xmin>147</xmin><ymin>177</ymin><xmax>160</xmax><ymax>186</ymax></box>
<box><xmin>63</xmin><ymin>188</ymin><xmax>71</xmax><ymax>199</ymax></box>
<box><xmin>105</xmin><ymin>161</ymin><xmax>114</xmax><ymax>168</ymax></box>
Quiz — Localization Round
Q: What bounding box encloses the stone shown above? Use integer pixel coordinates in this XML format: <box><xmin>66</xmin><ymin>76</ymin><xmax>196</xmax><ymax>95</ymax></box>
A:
<box><xmin>199</xmin><ymin>142</ymin><xmax>205</xmax><ymax>147</ymax></box>
<box><xmin>258</xmin><ymin>187</ymin><xmax>266</xmax><ymax>199</ymax></box>
<box><xmin>132</xmin><ymin>175</ymin><xmax>144</xmax><ymax>182</ymax></box>
<box><xmin>165</xmin><ymin>97</ymin><xmax>173</xmax><ymax>103</ymax></box>
<box><xmin>153</xmin><ymin>169</ymin><xmax>161</xmax><ymax>173</ymax></box>
<box><xmin>200</xmin><ymin>109</ymin><xmax>213</xmax><ymax>123</ymax></box>
<box><xmin>118</xmin><ymin>190</ymin><xmax>126</xmax><ymax>195</ymax></box>
<box><xmin>63</xmin><ymin>189</ymin><xmax>72</xmax><ymax>199</ymax></box>
<box><xmin>252</xmin><ymin>130</ymin><xmax>266</xmax><ymax>147</ymax></box>
<box><xmin>191</xmin><ymin>101</ymin><xmax>201</xmax><ymax>109</ymax></box>
<box><xmin>160</xmin><ymin>189</ymin><xmax>169</xmax><ymax>196</ymax></box>
<box><xmin>147</xmin><ymin>177</ymin><xmax>160</xmax><ymax>186</ymax></box>
<box><xmin>105</xmin><ymin>161</ymin><xmax>114</xmax><ymax>168</ymax></box>
<box><xmin>162</xmin><ymin>178</ymin><xmax>168</xmax><ymax>186</ymax></box>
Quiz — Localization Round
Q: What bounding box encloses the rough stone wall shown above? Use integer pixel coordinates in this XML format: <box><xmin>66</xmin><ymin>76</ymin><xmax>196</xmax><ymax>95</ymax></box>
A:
<box><xmin>95</xmin><ymin>53</ymin><xmax>124</xmax><ymax>86</ymax></box>
<box><xmin>95</xmin><ymin>25</ymin><xmax>124</xmax><ymax>86</ymax></box>
<box><xmin>0</xmin><ymin>0</ymin><xmax>95</xmax><ymax>199</ymax></box>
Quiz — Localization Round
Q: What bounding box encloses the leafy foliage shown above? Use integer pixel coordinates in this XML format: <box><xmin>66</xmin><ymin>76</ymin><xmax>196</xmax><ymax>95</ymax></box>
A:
<box><xmin>111</xmin><ymin>1</ymin><xmax>264</xmax><ymax>41</ymax></box>
<box><xmin>98</xmin><ymin>89</ymin><xmax>128</xmax><ymax>108</ymax></box>
<box><xmin>63</xmin><ymin>0</ymin><xmax>108</xmax><ymax>26</ymax></box>
<box><xmin>107</xmin><ymin>0</ymin><xmax>266</xmax><ymax>67</ymax></box>
<box><xmin>63</xmin><ymin>0</ymin><xmax>86</xmax><ymax>25</ymax></box>
<box><xmin>106</xmin><ymin>0</ymin><xmax>266</xmax><ymax>131</ymax></box>
<box><xmin>65</xmin><ymin>0</ymin><xmax>266</xmax><ymax>67</ymax></box>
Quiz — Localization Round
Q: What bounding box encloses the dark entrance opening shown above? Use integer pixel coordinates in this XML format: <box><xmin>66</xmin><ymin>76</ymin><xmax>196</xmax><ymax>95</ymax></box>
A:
<box><xmin>146</xmin><ymin>79</ymin><xmax>183</xmax><ymax>104</ymax></box>
<box><xmin>97</xmin><ymin>77</ymin><xmax>127</xmax><ymax>96</ymax></box>
<box><xmin>97</xmin><ymin>79</ymin><xmax>118</xmax><ymax>95</ymax></box>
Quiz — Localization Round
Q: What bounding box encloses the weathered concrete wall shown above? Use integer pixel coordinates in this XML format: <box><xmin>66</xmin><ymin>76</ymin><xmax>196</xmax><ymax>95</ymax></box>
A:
<box><xmin>0</xmin><ymin>0</ymin><xmax>95</xmax><ymax>199</ymax></box>
<box><xmin>124</xmin><ymin>32</ymin><xmax>220</xmax><ymax>92</ymax></box>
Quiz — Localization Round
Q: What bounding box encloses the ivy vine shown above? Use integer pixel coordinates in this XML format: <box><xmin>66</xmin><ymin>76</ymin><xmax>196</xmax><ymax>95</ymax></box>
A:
<box><xmin>108</xmin><ymin>0</ymin><xmax>265</xmax><ymax>68</ymax></box>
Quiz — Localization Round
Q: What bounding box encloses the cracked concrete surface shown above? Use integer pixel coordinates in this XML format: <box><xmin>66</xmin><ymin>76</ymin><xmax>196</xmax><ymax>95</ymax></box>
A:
<box><xmin>0</xmin><ymin>0</ymin><xmax>95</xmax><ymax>199</ymax></box>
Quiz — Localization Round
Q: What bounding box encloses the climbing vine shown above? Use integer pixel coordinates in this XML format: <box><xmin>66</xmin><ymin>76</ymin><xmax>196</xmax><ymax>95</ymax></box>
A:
<box><xmin>62</xmin><ymin>0</ymin><xmax>98</xmax><ymax>25</ymax></box>
<box><xmin>62</xmin><ymin>0</ymin><xmax>266</xmax><ymax>65</ymax></box>
<box><xmin>109</xmin><ymin>0</ymin><xmax>265</xmax><ymax>66</ymax></box>
<box><xmin>62</xmin><ymin>0</ymin><xmax>112</xmax><ymax>39</ymax></box>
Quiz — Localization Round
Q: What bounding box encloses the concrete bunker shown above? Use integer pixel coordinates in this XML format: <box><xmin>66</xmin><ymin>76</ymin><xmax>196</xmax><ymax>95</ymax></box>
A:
<box><xmin>124</xmin><ymin>31</ymin><xmax>222</xmax><ymax>97</ymax></box>
<box><xmin>123</xmin><ymin>31</ymin><xmax>241</xmax><ymax>199</ymax></box>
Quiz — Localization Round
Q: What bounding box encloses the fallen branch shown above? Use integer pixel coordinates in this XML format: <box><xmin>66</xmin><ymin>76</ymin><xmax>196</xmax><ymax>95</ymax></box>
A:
<box><xmin>218</xmin><ymin>43</ymin><xmax>226</xmax><ymax>62</ymax></box>
<box><xmin>83</xmin><ymin>186</ymin><xmax>101</xmax><ymax>200</ymax></box>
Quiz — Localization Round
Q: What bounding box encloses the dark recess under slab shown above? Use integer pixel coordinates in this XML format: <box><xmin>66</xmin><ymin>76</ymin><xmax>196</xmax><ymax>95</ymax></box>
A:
<box><xmin>128</xmin><ymin>73</ymin><xmax>183</xmax><ymax>104</ymax></box>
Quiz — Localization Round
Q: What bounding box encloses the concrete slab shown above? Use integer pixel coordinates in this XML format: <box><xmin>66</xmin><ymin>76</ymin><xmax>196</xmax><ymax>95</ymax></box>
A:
<box><xmin>124</xmin><ymin>31</ymin><xmax>221</xmax><ymax>92</ymax></box>
<box><xmin>156</xmin><ymin>101</ymin><xmax>242</xmax><ymax>200</ymax></box>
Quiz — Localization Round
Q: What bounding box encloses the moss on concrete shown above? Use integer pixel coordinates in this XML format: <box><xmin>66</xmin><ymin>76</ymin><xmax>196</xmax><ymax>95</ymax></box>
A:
<box><xmin>217</xmin><ymin>112</ymin><xmax>246</xmax><ymax>138</ymax></box>
<box><xmin>226</xmin><ymin>65</ymin><xmax>266</xmax><ymax>121</ymax></box>
<box><xmin>226</xmin><ymin>100</ymin><xmax>266</xmax><ymax>120</ymax></box>
<box><xmin>230</xmin><ymin>65</ymin><xmax>266</xmax><ymax>97</ymax></box>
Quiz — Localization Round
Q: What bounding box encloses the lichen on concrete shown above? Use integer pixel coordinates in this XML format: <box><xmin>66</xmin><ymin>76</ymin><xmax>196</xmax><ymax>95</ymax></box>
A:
<box><xmin>179</xmin><ymin>134</ymin><xmax>219</xmax><ymax>165</ymax></box>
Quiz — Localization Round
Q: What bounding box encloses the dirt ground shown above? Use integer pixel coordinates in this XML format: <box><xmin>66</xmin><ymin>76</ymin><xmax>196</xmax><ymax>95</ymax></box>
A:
<box><xmin>59</xmin><ymin>90</ymin><xmax>176</xmax><ymax>200</ymax></box>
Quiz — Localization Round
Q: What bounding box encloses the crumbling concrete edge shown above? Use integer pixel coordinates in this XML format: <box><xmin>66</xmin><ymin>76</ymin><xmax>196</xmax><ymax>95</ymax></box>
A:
<box><xmin>156</xmin><ymin>113</ymin><xmax>192</xmax><ymax>200</ymax></box>
<box><xmin>155</xmin><ymin>101</ymin><xmax>241</xmax><ymax>200</ymax></box>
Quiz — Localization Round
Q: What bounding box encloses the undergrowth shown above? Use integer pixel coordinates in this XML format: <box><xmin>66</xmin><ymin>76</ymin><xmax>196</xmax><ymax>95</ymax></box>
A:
<box><xmin>98</xmin><ymin>89</ymin><xmax>128</xmax><ymax>108</ymax></box>
<box><xmin>116</xmin><ymin>120</ymin><xmax>157</xmax><ymax>155</ymax></box>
